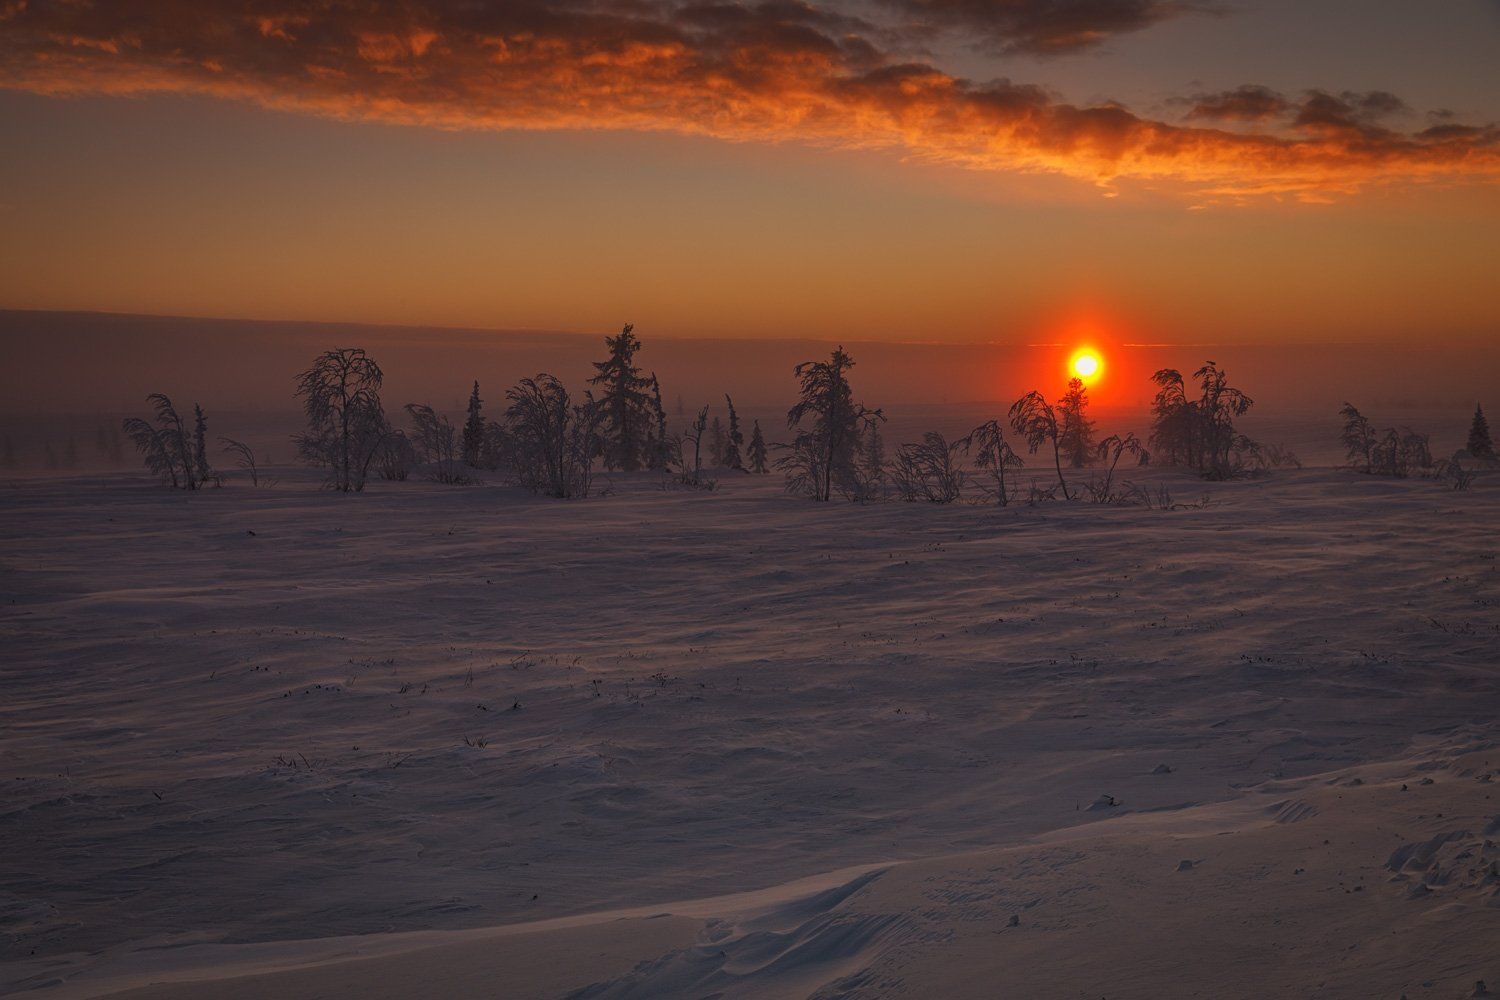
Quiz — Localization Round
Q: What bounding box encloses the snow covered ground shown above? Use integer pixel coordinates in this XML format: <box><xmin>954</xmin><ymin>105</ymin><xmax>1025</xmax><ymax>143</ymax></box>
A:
<box><xmin>3</xmin><ymin>442</ymin><xmax>1498</xmax><ymax>998</ymax></box>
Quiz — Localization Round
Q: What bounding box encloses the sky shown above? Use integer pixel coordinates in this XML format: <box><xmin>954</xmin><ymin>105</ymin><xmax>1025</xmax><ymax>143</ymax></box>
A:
<box><xmin>1</xmin><ymin>0</ymin><xmax>1498</xmax><ymax>357</ymax></box>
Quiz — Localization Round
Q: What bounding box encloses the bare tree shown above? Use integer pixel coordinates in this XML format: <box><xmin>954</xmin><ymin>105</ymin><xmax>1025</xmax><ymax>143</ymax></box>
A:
<box><xmin>294</xmin><ymin>348</ymin><xmax>387</xmax><ymax>492</ymax></box>
<box><xmin>220</xmin><ymin>437</ymin><xmax>260</xmax><ymax>486</ymax></box>
<box><xmin>375</xmin><ymin>427</ymin><xmax>416</xmax><ymax>481</ymax></box>
<box><xmin>123</xmin><ymin>394</ymin><xmax>195</xmax><ymax>489</ymax></box>
<box><xmin>1009</xmin><ymin>391</ymin><xmax>1071</xmax><ymax>500</ymax></box>
<box><xmin>890</xmin><ymin>432</ymin><xmax>965</xmax><ymax>503</ymax></box>
<box><xmin>1339</xmin><ymin>403</ymin><xmax>1376</xmax><ymax>473</ymax></box>
<box><xmin>504</xmin><ymin>374</ymin><xmax>600</xmax><ymax>498</ymax></box>
<box><xmin>960</xmin><ymin>419</ymin><xmax>1023</xmax><ymax>506</ymax></box>
<box><xmin>1089</xmin><ymin>432</ymin><xmax>1146</xmax><ymax>502</ymax></box>
<box><xmin>676</xmin><ymin>405</ymin><xmax>712</xmax><ymax>488</ymax></box>
<box><xmin>405</xmin><ymin>403</ymin><xmax>469</xmax><ymax>484</ymax></box>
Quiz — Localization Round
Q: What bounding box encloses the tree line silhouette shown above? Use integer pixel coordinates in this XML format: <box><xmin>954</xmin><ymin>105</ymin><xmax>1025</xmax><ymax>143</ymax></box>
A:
<box><xmin>118</xmin><ymin>327</ymin><xmax>1489</xmax><ymax>498</ymax></box>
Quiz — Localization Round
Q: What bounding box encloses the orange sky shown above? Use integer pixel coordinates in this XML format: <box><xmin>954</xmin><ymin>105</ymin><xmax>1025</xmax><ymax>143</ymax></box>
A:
<box><xmin>1</xmin><ymin>1</ymin><xmax>1498</xmax><ymax>348</ymax></box>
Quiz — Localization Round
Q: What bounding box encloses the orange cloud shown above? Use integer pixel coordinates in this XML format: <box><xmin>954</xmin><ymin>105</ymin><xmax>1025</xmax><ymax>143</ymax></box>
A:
<box><xmin>1</xmin><ymin>1</ymin><xmax>1496</xmax><ymax>201</ymax></box>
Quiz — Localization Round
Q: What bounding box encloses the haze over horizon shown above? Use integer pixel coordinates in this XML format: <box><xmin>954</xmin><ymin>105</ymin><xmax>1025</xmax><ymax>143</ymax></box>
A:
<box><xmin>2</xmin><ymin>0</ymin><xmax>1498</xmax><ymax>359</ymax></box>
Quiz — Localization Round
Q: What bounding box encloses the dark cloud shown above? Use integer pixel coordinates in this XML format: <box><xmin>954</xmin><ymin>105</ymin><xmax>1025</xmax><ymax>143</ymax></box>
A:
<box><xmin>876</xmin><ymin>0</ymin><xmax>1204</xmax><ymax>54</ymax></box>
<box><xmin>1185</xmin><ymin>85</ymin><xmax>1290</xmax><ymax>123</ymax></box>
<box><xmin>0</xmin><ymin>1</ymin><xmax>1494</xmax><ymax>200</ymax></box>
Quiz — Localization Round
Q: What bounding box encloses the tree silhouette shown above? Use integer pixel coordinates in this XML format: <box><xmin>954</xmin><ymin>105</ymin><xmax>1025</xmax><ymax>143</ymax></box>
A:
<box><xmin>1468</xmin><ymin>404</ymin><xmax>1494</xmax><ymax>459</ymax></box>
<box><xmin>960</xmin><ymin>419</ymin><xmax>1023</xmax><ymax>506</ymax></box>
<box><xmin>504</xmin><ymin>374</ymin><xmax>600</xmax><ymax>498</ymax></box>
<box><xmin>1058</xmin><ymin>377</ymin><xmax>1095</xmax><ymax>468</ymax></box>
<box><xmin>588</xmin><ymin>324</ymin><xmax>655</xmax><ymax>472</ymax></box>
<box><xmin>294</xmin><ymin>348</ymin><xmax>386</xmax><ymax>492</ymax></box>
<box><xmin>747</xmin><ymin>420</ymin><xmax>769</xmax><ymax>474</ymax></box>
<box><xmin>723</xmin><ymin>395</ymin><xmax>745</xmax><ymax>471</ymax></box>
<box><xmin>779</xmin><ymin>346</ymin><xmax>883</xmax><ymax>501</ymax></box>
<box><xmin>1009</xmin><ymin>391</ymin><xmax>1071</xmax><ymax>499</ymax></box>
<box><xmin>1339</xmin><ymin>403</ymin><xmax>1376</xmax><ymax>472</ymax></box>
<box><xmin>123</xmin><ymin>394</ymin><xmax>196</xmax><ymax>489</ymax></box>
<box><xmin>462</xmin><ymin>381</ymin><xmax>485</xmax><ymax>467</ymax></box>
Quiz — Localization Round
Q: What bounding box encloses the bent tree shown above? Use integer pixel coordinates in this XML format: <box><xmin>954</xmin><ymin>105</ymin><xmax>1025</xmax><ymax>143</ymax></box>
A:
<box><xmin>1009</xmin><ymin>391</ymin><xmax>1072</xmax><ymax>500</ymax></box>
<box><xmin>295</xmin><ymin>348</ymin><xmax>386</xmax><ymax>492</ymax></box>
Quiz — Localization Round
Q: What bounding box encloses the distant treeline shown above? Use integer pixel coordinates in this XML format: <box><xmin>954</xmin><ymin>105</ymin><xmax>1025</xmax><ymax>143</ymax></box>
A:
<box><xmin>108</xmin><ymin>327</ymin><xmax>1488</xmax><ymax>500</ymax></box>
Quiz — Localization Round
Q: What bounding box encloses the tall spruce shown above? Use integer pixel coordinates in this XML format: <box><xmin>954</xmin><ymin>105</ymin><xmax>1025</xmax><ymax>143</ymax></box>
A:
<box><xmin>779</xmin><ymin>346</ymin><xmax>883</xmax><ymax>501</ymax></box>
<box><xmin>192</xmin><ymin>404</ymin><xmax>212</xmax><ymax>486</ymax></box>
<box><xmin>1057</xmin><ymin>377</ymin><xmax>1095</xmax><ymax>468</ymax></box>
<box><xmin>588</xmin><ymin>324</ymin><xmax>655</xmax><ymax>471</ymax></box>
<box><xmin>747</xmin><ymin>420</ymin><xmax>769</xmax><ymax>473</ymax></box>
<box><xmin>649</xmin><ymin>374</ymin><xmax>671</xmax><ymax>469</ymax></box>
<box><xmin>462</xmin><ymin>381</ymin><xmax>486</xmax><ymax>467</ymax></box>
<box><xmin>709</xmin><ymin>415</ymin><xmax>726</xmax><ymax>467</ymax></box>
<box><xmin>1468</xmin><ymin>403</ymin><xmax>1494</xmax><ymax>459</ymax></box>
<box><xmin>723</xmin><ymin>395</ymin><xmax>745</xmax><ymax>471</ymax></box>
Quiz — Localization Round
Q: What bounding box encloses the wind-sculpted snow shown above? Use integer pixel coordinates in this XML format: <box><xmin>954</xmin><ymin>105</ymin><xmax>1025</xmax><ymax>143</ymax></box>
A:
<box><xmin>1</xmin><ymin>459</ymin><xmax>1498</xmax><ymax>996</ymax></box>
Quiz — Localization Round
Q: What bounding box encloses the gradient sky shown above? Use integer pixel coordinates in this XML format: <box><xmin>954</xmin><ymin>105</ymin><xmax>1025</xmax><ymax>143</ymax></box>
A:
<box><xmin>2</xmin><ymin>0</ymin><xmax>1498</xmax><ymax>345</ymax></box>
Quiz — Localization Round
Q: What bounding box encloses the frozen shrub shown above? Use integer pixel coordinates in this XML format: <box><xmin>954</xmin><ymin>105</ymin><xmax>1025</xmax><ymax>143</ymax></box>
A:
<box><xmin>504</xmin><ymin>374</ymin><xmax>600</xmax><ymax>498</ymax></box>
<box><xmin>294</xmin><ymin>348</ymin><xmax>387</xmax><ymax>493</ymax></box>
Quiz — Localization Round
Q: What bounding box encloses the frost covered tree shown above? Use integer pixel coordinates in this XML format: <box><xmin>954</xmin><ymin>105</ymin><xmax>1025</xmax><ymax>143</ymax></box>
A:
<box><xmin>708</xmin><ymin>414</ymin><xmax>726</xmax><ymax>467</ymax></box>
<box><xmin>1339</xmin><ymin>403</ymin><xmax>1376</xmax><ymax>472</ymax></box>
<box><xmin>679</xmin><ymin>404</ymin><xmax>710</xmax><ymax>487</ymax></box>
<box><xmin>504</xmin><ymin>374</ymin><xmax>601</xmax><ymax>498</ymax></box>
<box><xmin>890</xmin><ymin>432</ymin><xmax>964</xmax><ymax>503</ymax></box>
<box><xmin>375</xmin><ymin>427</ymin><xmax>416</xmax><ymax>481</ymax></box>
<box><xmin>462</xmin><ymin>381</ymin><xmax>486</xmax><ymax>467</ymax></box>
<box><xmin>649</xmin><ymin>374</ymin><xmax>672</xmax><ymax>470</ymax></box>
<box><xmin>191</xmin><ymin>405</ymin><xmax>215</xmax><ymax>486</ymax></box>
<box><xmin>1149</xmin><ymin>362</ymin><xmax>1255</xmax><ymax>479</ymax></box>
<box><xmin>723</xmin><ymin>395</ymin><xmax>745</xmax><ymax>471</ymax></box>
<box><xmin>860</xmin><ymin>421</ymin><xmax>887</xmax><ymax>499</ymax></box>
<box><xmin>1009</xmin><ymin>391</ymin><xmax>1071</xmax><ymax>500</ymax></box>
<box><xmin>123</xmin><ymin>394</ymin><xmax>196</xmax><ymax>489</ymax></box>
<box><xmin>747</xmin><ymin>420</ymin><xmax>769</xmax><ymax>474</ymax></box>
<box><xmin>294</xmin><ymin>348</ymin><xmax>387</xmax><ymax>492</ymax></box>
<box><xmin>220</xmin><ymin>437</ymin><xmax>260</xmax><ymax>486</ymax></box>
<box><xmin>960</xmin><ymin>419</ymin><xmax>1023</xmax><ymax>506</ymax></box>
<box><xmin>778</xmin><ymin>346</ymin><xmax>883</xmax><ymax>501</ymax></box>
<box><xmin>1057</xmin><ymin>377</ymin><xmax>1095</xmax><ymax>468</ymax></box>
<box><xmin>588</xmin><ymin>324</ymin><xmax>655</xmax><ymax>472</ymax></box>
<box><xmin>406</xmin><ymin>403</ymin><xmax>467</xmax><ymax>484</ymax></box>
<box><xmin>1468</xmin><ymin>404</ymin><xmax>1494</xmax><ymax>459</ymax></box>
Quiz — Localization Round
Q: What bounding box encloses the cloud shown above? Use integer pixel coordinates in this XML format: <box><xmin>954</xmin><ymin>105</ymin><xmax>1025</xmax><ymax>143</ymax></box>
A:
<box><xmin>876</xmin><ymin>0</ymin><xmax>1205</xmax><ymax>55</ymax></box>
<box><xmin>1</xmin><ymin>1</ymin><xmax>1496</xmax><ymax>201</ymax></box>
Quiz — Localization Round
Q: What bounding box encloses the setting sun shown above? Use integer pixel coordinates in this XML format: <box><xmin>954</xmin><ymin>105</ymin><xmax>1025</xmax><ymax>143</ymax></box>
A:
<box><xmin>1070</xmin><ymin>350</ymin><xmax>1102</xmax><ymax>381</ymax></box>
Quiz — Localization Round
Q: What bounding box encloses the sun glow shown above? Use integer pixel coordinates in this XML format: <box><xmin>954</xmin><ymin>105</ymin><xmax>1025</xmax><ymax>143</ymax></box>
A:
<box><xmin>1070</xmin><ymin>349</ymin><xmax>1102</xmax><ymax>382</ymax></box>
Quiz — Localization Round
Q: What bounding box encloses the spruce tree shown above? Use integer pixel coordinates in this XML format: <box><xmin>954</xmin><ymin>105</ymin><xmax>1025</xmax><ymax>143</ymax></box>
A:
<box><xmin>1468</xmin><ymin>404</ymin><xmax>1494</xmax><ymax>459</ymax></box>
<box><xmin>723</xmin><ymin>395</ymin><xmax>745</xmax><ymax>470</ymax></box>
<box><xmin>861</xmin><ymin>421</ymin><xmax>886</xmax><ymax>497</ymax></box>
<box><xmin>192</xmin><ymin>404</ymin><xmax>211</xmax><ymax>486</ymax></box>
<box><xmin>1058</xmin><ymin>377</ymin><xmax>1095</xmax><ymax>468</ymax></box>
<box><xmin>709</xmin><ymin>415</ymin><xmax>726</xmax><ymax>467</ymax></box>
<box><xmin>649</xmin><ymin>374</ymin><xmax>670</xmax><ymax>470</ymax></box>
<box><xmin>462</xmin><ymin>381</ymin><xmax>485</xmax><ymax>467</ymax></box>
<box><xmin>747</xmin><ymin>420</ymin><xmax>769</xmax><ymax>473</ymax></box>
<box><xmin>780</xmin><ymin>346</ymin><xmax>883</xmax><ymax>501</ymax></box>
<box><xmin>588</xmin><ymin>324</ymin><xmax>655</xmax><ymax>471</ymax></box>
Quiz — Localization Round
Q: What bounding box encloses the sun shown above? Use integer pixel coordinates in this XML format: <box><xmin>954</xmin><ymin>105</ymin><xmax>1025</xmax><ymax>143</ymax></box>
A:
<box><xmin>1070</xmin><ymin>349</ymin><xmax>1102</xmax><ymax>382</ymax></box>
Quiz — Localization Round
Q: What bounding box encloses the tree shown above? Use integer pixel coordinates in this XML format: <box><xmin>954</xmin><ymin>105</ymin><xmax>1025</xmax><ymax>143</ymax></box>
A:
<box><xmin>462</xmin><ymin>381</ymin><xmax>486</xmax><ymax>467</ymax></box>
<box><xmin>960</xmin><ymin>419</ymin><xmax>1023</xmax><ymax>506</ymax></box>
<box><xmin>649</xmin><ymin>375</ymin><xmax>672</xmax><ymax>470</ymax></box>
<box><xmin>1339</xmin><ymin>403</ymin><xmax>1376</xmax><ymax>472</ymax></box>
<box><xmin>1057</xmin><ymin>377</ymin><xmax>1095</xmax><ymax>468</ymax></box>
<box><xmin>708</xmin><ymin>415</ymin><xmax>726</xmax><ymax>467</ymax></box>
<box><xmin>1149</xmin><ymin>362</ymin><xmax>1256</xmax><ymax>479</ymax></box>
<box><xmin>1090</xmin><ymin>432</ymin><xmax>1146</xmax><ymax>501</ymax></box>
<box><xmin>406</xmin><ymin>403</ymin><xmax>467</xmax><ymax>484</ymax></box>
<box><xmin>679</xmin><ymin>405</ymin><xmax>710</xmax><ymax>487</ymax></box>
<box><xmin>1009</xmin><ymin>391</ymin><xmax>1071</xmax><ymax>500</ymax></box>
<box><xmin>723</xmin><ymin>395</ymin><xmax>745</xmax><ymax>471</ymax></box>
<box><xmin>1468</xmin><ymin>404</ymin><xmax>1494</xmax><ymax>459</ymax></box>
<box><xmin>588</xmin><ymin>324</ymin><xmax>655</xmax><ymax>472</ymax></box>
<box><xmin>504</xmin><ymin>374</ymin><xmax>600</xmax><ymax>498</ymax></box>
<box><xmin>890</xmin><ymin>432</ymin><xmax>964</xmax><ymax>503</ymax></box>
<box><xmin>375</xmin><ymin>428</ymin><xmax>416</xmax><ymax>481</ymax></box>
<box><xmin>778</xmin><ymin>346</ymin><xmax>883</xmax><ymax>501</ymax></box>
<box><xmin>860</xmin><ymin>421</ymin><xmax>887</xmax><ymax>499</ymax></box>
<box><xmin>747</xmin><ymin>420</ymin><xmax>769</xmax><ymax>474</ymax></box>
<box><xmin>191</xmin><ymin>405</ymin><xmax>214</xmax><ymax>486</ymax></box>
<box><xmin>123</xmin><ymin>393</ymin><xmax>195</xmax><ymax>489</ymax></box>
<box><xmin>220</xmin><ymin>437</ymin><xmax>261</xmax><ymax>486</ymax></box>
<box><xmin>294</xmin><ymin>348</ymin><xmax>387</xmax><ymax>492</ymax></box>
